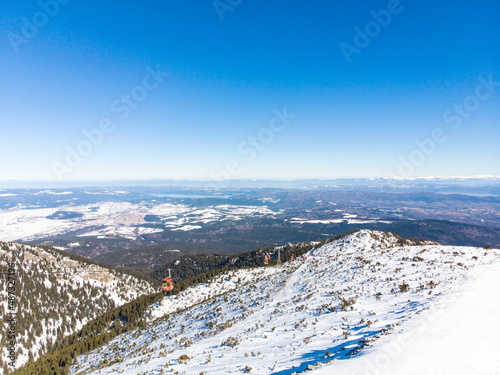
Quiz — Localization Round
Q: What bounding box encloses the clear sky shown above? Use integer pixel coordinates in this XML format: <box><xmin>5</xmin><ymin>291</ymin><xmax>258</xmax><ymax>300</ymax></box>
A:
<box><xmin>0</xmin><ymin>0</ymin><xmax>498</xmax><ymax>182</ymax></box>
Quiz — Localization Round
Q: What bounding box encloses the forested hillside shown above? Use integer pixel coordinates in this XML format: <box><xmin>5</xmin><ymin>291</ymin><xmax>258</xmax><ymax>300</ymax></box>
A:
<box><xmin>0</xmin><ymin>242</ymin><xmax>155</xmax><ymax>373</ymax></box>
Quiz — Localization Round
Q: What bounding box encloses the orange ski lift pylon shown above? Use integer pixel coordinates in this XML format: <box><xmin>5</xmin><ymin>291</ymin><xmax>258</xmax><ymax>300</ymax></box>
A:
<box><xmin>162</xmin><ymin>268</ymin><xmax>174</xmax><ymax>292</ymax></box>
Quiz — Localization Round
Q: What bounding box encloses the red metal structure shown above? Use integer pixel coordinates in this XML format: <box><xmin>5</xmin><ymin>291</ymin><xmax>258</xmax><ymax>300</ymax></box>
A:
<box><xmin>162</xmin><ymin>269</ymin><xmax>174</xmax><ymax>292</ymax></box>
<box><xmin>263</xmin><ymin>253</ymin><xmax>271</xmax><ymax>265</ymax></box>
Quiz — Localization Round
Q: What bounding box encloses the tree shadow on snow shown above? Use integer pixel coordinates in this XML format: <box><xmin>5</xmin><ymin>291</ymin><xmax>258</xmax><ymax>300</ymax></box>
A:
<box><xmin>271</xmin><ymin>327</ymin><xmax>384</xmax><ymax>375</ymax></box>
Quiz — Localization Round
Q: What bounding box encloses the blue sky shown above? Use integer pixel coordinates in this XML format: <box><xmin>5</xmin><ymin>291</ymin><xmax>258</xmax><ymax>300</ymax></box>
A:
<box><xmin>0</xmin><ymin>0</ymin><xmax>498</xmax><ymax>181</ymax></box>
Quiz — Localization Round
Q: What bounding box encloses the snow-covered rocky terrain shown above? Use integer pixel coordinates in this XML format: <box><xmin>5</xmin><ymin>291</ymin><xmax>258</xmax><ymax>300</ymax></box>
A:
<box><xmin>0</xmin><ymin>242</ymin><xmax>155</xmax><ymax>371</ymax></box>
<box><xmin>70</xmin><ymin>230</ymin><xmax>500</xmax><ymax>374</ymax></box>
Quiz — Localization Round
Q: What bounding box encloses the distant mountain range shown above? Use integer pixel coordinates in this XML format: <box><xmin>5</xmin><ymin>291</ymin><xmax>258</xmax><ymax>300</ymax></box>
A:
<box><xmin>0</xmin><ymin>176</ymin><xmax>499</xmax><ymax>189</ymax></box>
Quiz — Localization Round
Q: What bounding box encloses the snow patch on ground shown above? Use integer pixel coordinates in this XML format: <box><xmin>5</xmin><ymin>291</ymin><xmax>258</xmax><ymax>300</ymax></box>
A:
<box><xmin>77</xmin><ymin>226</ymin><xmax>163</xmax><ymax>240</ymax></box>
<box><xmin>171</xmin><ymin>225</ymin><xmax>202</xmax><ymax>231</ymax></box>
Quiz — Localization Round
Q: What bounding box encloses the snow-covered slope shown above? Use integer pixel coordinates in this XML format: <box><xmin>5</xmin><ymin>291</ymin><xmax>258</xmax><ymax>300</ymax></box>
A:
<box><xmin>70</xmin><ymin>230</ymin><xmax>500</xmax><ymax>375</ymax></box>
<box><xmin>0</xmin><ymin>242</ymin><xmax>155</xmax><ymax>371</ymax></box>
<box><xmin>312</xmin><ymin>262</ymin><xmax>500</xmax><ymax>375</ymax></box>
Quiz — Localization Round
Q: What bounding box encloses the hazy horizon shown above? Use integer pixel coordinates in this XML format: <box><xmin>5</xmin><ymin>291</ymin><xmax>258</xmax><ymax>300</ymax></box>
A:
<box><xmin>1</xmin><ymin>175</ymin><xmax>500</xmax><ymax>190</ymax></box>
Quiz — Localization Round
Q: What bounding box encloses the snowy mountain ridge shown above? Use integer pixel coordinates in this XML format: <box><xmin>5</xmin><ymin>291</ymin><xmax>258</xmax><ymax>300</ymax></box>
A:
<box><xmin>0</xmin><ymin>242</ymin><xmax>155</xmax><ymax>372</ymax></box>
<box><xmin>68</xmin><ymin>230</ymin><xmax>500</xmax><ymax>375</ymax></box>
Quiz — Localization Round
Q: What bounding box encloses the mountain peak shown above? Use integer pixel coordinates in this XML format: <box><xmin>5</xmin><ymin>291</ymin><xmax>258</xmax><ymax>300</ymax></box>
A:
<box><xmin>315</xmin><ymin>230</ymin><xmax>437</xmax><ymax>256</ymax></box>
